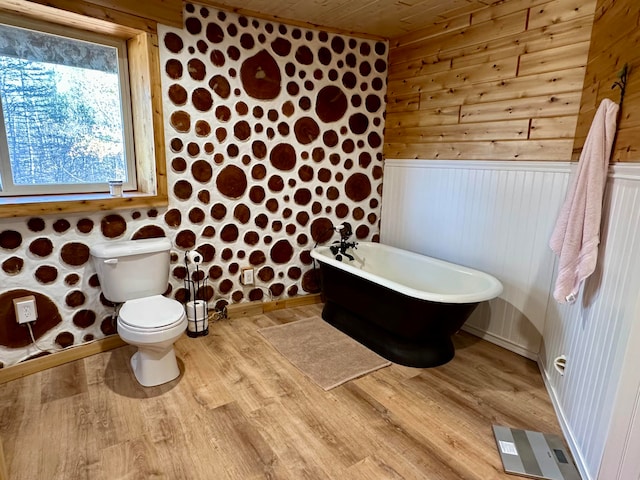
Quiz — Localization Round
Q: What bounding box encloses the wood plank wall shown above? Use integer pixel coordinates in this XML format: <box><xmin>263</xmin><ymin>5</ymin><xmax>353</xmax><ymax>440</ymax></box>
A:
<box><xmin>385</xmin><ymin>0</ymin><xmax>597</xmax><ymax>161</ymax></box>
<box><xmin>573</xmin><ymin>0</ymin><xmax>640</xmax><ymax>162</ymax></box>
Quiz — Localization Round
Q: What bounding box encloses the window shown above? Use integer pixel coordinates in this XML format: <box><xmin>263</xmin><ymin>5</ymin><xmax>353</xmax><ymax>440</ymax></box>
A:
<box><xmin>0</xmin><ymin>2</ymin><xmax>168</xmax><ymax>218</ymax></box>
<box><xmin>0</xmin><ymin>15</ymin><xmax>136</xmax><ymax>196</ymax></box>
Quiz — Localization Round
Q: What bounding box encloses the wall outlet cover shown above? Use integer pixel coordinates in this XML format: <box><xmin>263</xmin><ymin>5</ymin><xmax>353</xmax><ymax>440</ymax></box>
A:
<box><xmin>13</xmin><ymin>295</ymin><xmax>38</xmax><ymax>324</ymax></box>
<box><xmin>241</xmin><ymin>267</ymin><xmax>255</xmax><ymax>286</ymax></box>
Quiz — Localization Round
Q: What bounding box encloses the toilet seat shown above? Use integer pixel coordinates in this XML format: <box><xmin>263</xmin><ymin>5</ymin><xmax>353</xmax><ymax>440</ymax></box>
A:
<box><xmin>119</xmin><ymin>295</ymin><xmax>185</xmax><ymax>330</ymax></box>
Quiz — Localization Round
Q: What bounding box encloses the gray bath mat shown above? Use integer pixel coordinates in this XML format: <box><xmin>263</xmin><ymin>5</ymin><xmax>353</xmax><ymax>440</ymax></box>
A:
<box><xmin>258</xmin><ymin>316</ymin><xmax>391</xmax><ymax>390</ymax></box>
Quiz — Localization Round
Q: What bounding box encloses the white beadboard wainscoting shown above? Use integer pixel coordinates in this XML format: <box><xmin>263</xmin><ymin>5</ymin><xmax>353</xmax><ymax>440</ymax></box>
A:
<box><xmin>380</xmin><ymin>159</ymin><xmax>640</xmax><ymax>480</ymax></box>
<box><xmin>380</xmin><ymin>159</ymin><xmax>571</xmax><ymax>358</ymax></box>
<box><xmin>540</xmin><ymin>165</ymin><xmax>640</xmax><ymax>480</ymax></box>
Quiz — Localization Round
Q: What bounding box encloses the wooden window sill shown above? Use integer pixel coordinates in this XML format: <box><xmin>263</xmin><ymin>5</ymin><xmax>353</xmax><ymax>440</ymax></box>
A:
<box><xmin>0</xmin><ymin>191</ymin><xmax>168</xmax><ymax>218</ymax></box>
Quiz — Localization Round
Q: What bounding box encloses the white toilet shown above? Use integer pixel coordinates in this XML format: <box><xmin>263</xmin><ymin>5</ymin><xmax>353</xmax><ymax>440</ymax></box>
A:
<box><xmin>90</xmin><ymin>237</ymin><xmax>187</xmax><ymax>387</ymax></box>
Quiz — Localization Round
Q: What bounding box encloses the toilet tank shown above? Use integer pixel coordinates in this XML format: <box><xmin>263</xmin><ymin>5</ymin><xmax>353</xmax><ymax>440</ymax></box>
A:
<box><xmin>90</xmin><ymin>237</ymin><xmax>173</xmax><ymax>303</ymax></box>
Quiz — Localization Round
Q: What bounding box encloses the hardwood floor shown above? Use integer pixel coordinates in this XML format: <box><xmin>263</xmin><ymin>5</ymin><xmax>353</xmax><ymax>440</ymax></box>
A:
<box><xmin>0</xmin><ymin>304</ymin><xmax>563</xmax><ymax>479</ymax></box>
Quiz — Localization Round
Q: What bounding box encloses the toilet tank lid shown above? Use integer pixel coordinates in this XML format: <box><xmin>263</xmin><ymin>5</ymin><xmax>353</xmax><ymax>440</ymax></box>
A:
<box><xmin>90</xmin><ymin>237</ymin><xmax>172</xmax><ymax>258</ymax></box>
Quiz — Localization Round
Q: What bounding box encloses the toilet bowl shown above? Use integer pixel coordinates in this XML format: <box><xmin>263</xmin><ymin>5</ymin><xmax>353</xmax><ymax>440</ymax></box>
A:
<box><xmin>118</xmin><ymin>295</ymin><xmax>187</xmax><ymax>387</ymax></box>
<box><xmin>90</xmin><ymin>238</ymin><xmax>190</xmax><ymax>388</ymax></box>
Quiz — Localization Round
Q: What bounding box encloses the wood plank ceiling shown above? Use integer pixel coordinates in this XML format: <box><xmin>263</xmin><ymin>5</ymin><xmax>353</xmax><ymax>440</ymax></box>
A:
<box><xmin>201</xmin><ymin>0</ymin><xmax>492</xmax><ymax>38</ymax></box>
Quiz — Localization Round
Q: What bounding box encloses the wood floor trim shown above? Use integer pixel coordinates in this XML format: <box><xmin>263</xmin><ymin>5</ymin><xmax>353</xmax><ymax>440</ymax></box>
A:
<box><xmin>225</xmin><ymin>293</ymin><xmax>323</xmax><ymax>318</ymax></box>
<box><xmin>0</xmin><ymin>336</ymin><xmax>127</xmax><ymax>385</ymax></box>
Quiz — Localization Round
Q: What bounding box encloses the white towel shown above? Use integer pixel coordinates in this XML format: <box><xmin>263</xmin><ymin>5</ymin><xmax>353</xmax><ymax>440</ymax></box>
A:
<box><xmin>549</xmin><ymin>98</ymin><xmax>619</xmax><ymax>304</ymax></box>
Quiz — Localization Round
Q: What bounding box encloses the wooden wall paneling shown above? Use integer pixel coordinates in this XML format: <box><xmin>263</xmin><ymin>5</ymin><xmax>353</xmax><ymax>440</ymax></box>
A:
<box><xmin>527</xmin><ymin>0</ymin><xmax>597</xmax><ymax>31</ymax></box>
<box><xmin>611</xmin><ymin>127</ymin><xmax>640</xmax><ymax>162</ymax></box>
<box><xmin>386</xmin><ymin>0</ymin><xmax>595</xmax><ymax>162</ymax></box>
<box><xmin>580</xmin><ymin>80</ymin><xmax>600</xmax><ymax>115</ymax></box>
<box><xmin>387</xmin><ymin>57</ymin><xmax>452</xmax><ymax>82</ymax></box>
<box><xmin>446</xmin><ymin>15</ymin><xmax>594</xmax><ymax>69</ymax></box>
<box><xmin>572</xmin><ymin>0</ymin><xmax>640</xmax><ymax>162</ymax></box>
<box><xmin>522</xmin><ymin>14</ymin><xmax>596</xmax><ymax>52</ymax></box>
<box><xmin>384</xmin><ymin>119</ymin><xmax>530</xmax><ymax>144</ymax></box>
<box><xmin>387</xmin><ymin>58</ymin><xmax>519</xmax><ymax>97</ymax></box>
<box><xmin>390</xmin><ymin>11</ymin><xmax>528</xmax><ymax>62</ymax></box>
<box><xmin>459</xmin><ymin>91</ymin><xmax>583</xmax><ymax>123</ymax></box>
<box><xmin>580</xmin><ymin>30</ymin><xmax>640</xmax><ymax>87</ymax></box>
<box><xmin>529</xmin><ymin>116</ymin><xmax>579</xmax><ymax>139</ymax></box>
<box><xmin>518</xmin><ymin>41</ymin><xmax>592</xmax><ymax>77</ymax></box>
<box><xmin>573</xmin><ymin>61</ymin><xmax>638</xmax><ymax>154</ymax></box>
<box><xmin>386</xmin><ymin>94</ymin><xmax>420</xmax><ymax>114</ymax></box>
<box><xmin>390</xmin><ymin>13</ymin><xmax>592</xmax><ymax>71</ymax></box>
<box><xmin>384</xmin><ymin>139</ymin><xmax>573</xmax><ymax>161</ymax></box>
<box><xmin>386</xmin><ymin>107</ymin><xmax>461</xmax><ymax>129</ymax></box>
<box><xmin>420</xmin><ymin>68</ymin><xmax>586</xmax><ymax>110</ymax></box>
<box><xmin>450</xmin><ymin>44</ymin><xmax>525</xmax><ymax>70</ymax></box>
<box><xmin>617</xmin><ymin>89</ymin><xmax>640</xmax><ymax>129</ymax></box>
<box><xmin>588</xmin><ymin>0</ymin><xmax>638</xmax><ymax>54</ymax></box>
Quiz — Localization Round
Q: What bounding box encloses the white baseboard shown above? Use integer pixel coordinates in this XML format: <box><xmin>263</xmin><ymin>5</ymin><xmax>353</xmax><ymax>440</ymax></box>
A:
<box><xmin>537</xmin><ymin>358</ymin><xmax>591</xmax><ymax>480</ymax></box>
<box><xmin>461</xmin><ymin>324</ymin><xmax>538</xmax><ymax>361</ymax></box>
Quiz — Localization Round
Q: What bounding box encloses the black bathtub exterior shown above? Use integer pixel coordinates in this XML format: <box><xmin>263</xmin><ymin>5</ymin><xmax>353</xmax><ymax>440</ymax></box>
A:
<box><xmin>317</xmin><ymin>262</ymin><xmax>479</xmax><ymax>368</ymax></box>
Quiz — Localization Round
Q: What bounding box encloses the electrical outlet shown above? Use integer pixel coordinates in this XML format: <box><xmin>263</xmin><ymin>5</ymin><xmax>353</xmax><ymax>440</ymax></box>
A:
<box><xmin>241</xmin><ymin>267</ymin><xmax>255</xmax><ymax>286</ymax></box>
<box><xmin>13</xmin><ymin>295</ymin><xmax>38</xmax><ymax>324</ymax></box>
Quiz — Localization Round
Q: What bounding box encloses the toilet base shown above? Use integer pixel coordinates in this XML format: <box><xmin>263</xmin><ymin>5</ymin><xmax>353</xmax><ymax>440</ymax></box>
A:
<box><xmin>130</xmin><ymin>346</ymin><xmax>181</xmax><ymax>387</ymax></box>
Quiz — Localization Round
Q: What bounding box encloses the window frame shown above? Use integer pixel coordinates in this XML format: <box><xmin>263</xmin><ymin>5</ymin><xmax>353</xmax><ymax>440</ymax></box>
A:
<box><xmin>0</xmin><ymin>1</ymin><xmax>168</xmax><ymax>218</ymax></box>
<box><xmin>0</xmin><ymin>13</ymin><xmax>138</xmax><ymax>196</ymax></box>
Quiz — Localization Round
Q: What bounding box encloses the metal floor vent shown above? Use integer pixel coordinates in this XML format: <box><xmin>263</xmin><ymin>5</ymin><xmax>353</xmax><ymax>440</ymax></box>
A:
<box><xmin>493</xmin><ymin>425</ymin><xmax>581</xmax><ymax>480</ymax></box>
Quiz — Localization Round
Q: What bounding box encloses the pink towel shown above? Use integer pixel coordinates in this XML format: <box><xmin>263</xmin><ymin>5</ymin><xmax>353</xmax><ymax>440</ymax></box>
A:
<box><xmin>550</xmin><ymin>98</ymin><xmax>619</xmax><ymax>304</ymax></box>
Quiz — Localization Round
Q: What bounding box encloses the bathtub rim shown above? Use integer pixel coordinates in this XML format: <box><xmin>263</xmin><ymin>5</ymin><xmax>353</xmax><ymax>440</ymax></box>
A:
<box><xmin>311</xmin><ymin>241</ymin><xmax>503</xmax><ymax>304</ymax></box>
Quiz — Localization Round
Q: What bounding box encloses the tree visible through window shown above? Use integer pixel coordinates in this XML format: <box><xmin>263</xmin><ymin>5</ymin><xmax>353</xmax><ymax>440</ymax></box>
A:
<box><xmin>0</xmin><ymin>18</ymin><xmax>135</xmax><ymax>196</ymax></box>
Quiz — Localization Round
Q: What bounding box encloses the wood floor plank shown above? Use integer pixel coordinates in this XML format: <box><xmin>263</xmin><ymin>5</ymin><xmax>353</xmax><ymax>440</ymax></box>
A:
<box><xmin>40</xmin><ymin>360</ymin><xmax>88</xmax><ymax>404</ymax></box>
<box><xmin>0</xmin><ymin>304</ymin><xmax>564</xmax><ymax>479</ymax></box>
<box><xmin>338</xmin><ymin>382</ymin><xmax>466</xmax><ymax>479</ymax></box>
<box><xmin>37</xmin><ymin>393</ymin><xmax>101</xmax><ymax>480</ymax></box>
<box><xmin>248</xmin><ymin>397</ymin><xmax>350</xmax><ymax>479</ymax></box>
<box><xmin>199</xmin><ymin>401</ymin><xmax>278</xmax><ymax>479</ymax></box>
<box><xmin>98</xmin><ymin>436</ymin><xmax>166</xmax><ymax>480</ymax></box>
<box><xmin>0</xmin><ymin>373</ymin><xmax>42</xmax><ymax>480</ymax></box>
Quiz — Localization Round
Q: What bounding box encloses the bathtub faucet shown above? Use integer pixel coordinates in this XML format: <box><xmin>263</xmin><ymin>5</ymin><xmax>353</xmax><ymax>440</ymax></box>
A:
<box><xmin>330</xmin><ymin>222</ymin><xmax>357</xmax><ymax>261</ymax></box>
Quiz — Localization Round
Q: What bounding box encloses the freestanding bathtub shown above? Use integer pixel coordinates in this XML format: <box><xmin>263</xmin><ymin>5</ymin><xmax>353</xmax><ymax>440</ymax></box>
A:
<box><xmin>310</xmin><ymin>242</ymin><xmax>503</xmax><ymax>367</ymax></box>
